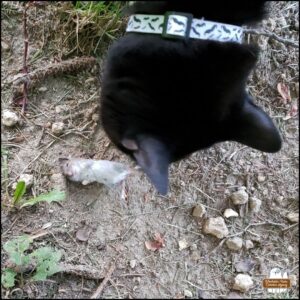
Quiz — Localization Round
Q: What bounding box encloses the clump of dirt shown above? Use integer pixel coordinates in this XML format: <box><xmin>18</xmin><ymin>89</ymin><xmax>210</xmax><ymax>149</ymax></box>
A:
<box><xmin>1</xmin><ymin>1</ymin><xmax>299</xmax><ymax>299</ymax></box>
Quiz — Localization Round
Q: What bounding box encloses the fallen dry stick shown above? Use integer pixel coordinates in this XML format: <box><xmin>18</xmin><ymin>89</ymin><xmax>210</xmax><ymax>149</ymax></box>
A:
<box><xmin>12</xmin><ymin>56</ymin><xmax>98</xmax><ymax>100</ymax></box>
<box><xmin>61</xmin><ymin>263</ymin><xmax>105</xmax><ymax>280</ymax></box>
<box><xmin>90</xmin><ymin>263</ymin><xmax>116</xmax><ymax>299</ymax></box>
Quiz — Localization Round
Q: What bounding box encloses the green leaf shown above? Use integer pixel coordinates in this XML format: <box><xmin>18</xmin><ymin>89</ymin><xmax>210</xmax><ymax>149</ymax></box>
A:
<box><xmin>13</xmin><ymin>181</ymin><xmax>26</xmax><ymax>205</ymax></box>
<box><xmin>1</xmin><ymin>269</ymin><xmax>17</xmax><ymax>288</ymax></box>
<box><xmin>20</xmin><ymin>190</ymin><xmax>65</xmax><ymax>208</ymax></box>
<box><xmin>4</xmin><ymin>236</ymin><xmax>31</xmax><ymax>266</ymax></box>
<box><xmin>30</xmin><ymin>247</ymin><xmax>63</xmax><ymax>281</ymax></box>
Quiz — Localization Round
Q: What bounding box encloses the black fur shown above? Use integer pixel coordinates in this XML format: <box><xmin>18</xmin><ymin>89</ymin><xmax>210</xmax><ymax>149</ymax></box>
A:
<box><xmin>100</xmin><ymin>1</ymin><xmax>282</xmax><ymax>194</ymax></box>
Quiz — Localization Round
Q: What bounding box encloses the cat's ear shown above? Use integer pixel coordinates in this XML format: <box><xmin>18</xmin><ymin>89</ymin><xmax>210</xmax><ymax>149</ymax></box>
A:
<box><xmin>231</xmin><ymin>101</ymin><xmax>282</xmax><ymax>152</ymax></box>
<box><xmin>122</xmin><ymin>136</ymin><xmax>170</xmax><ymax>195</ymax></box>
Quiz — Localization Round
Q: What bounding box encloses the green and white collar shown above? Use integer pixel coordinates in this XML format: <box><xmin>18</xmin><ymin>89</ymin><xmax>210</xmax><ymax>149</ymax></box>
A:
<box><xmin>126</xmin><ymin>12</ymin><xmax>244</xmax><ymax>43</ymax></box>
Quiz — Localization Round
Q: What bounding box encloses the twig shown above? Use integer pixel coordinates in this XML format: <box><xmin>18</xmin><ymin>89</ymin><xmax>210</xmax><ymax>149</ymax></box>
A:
<box><xmin>12</xmin><ymin>56</ymin><xmax>98</xmax><ymax>100</ymax></box>
<box><xmin>160</xmin><ymin>221</ymin><xmax>203</xmax><ymax>237</ymax></box>
<box><xmin>61</xmin><ymin>263</ymin><xmax>105</xmax><ymax>280</ymax></box>
<box><xmin>244</xmin><ymin>28</ymin><xmax>299</xmax><ymax>48</ymax></box>
<box><xmin>281</xmin><ymin>223</ymin><xmax>298</xmax><ymax>232</ymax></box>
<box><xmin>90</xmin><ymin>263</ymin><xmax>116</xmax><ymax>299</ymax></box>
<box><xmin>191</xmin><ymin>185</ymin><xmax>216</xmax><ymax>202</ymax></box>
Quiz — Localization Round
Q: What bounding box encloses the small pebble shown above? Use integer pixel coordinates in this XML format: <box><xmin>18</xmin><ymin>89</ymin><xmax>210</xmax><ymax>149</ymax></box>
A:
<box><xmin>249</xmin><ymin>197</ymin><xmax>262</xmax><ymax>213</ymax></box>
<box><xmin>51</xmin><ymin>122</ymin><xmax>65</xmax><ymax>135</ymax></box>
<box><xmin>13</xmin><ymin>173</ymin><xmax>34</xmax><ymax>189</ymax></box>
<box><xmin>178</xmin><ymin>239</ymin><xmax>189</xmax><ymax>251</ymax></box>
<box><xmin>92</xmin><ymin>113</ymin><xmax>99</xmax><ymax>122</ymax></box>
<box><xmin>287</xmin><ymin>245</ymin><xmax>294</xmax><ymax>253</ymax></box>
<box><xmin>1</xmin><ymin>41</ymin><xmax>10</xmax><ymax>51</ymax></box>
<box><xmin>203</xmin><ymin>217</ymin><xmax>229</xmax><ymax>239</ymax></box>
<box><xmin>190</xmin><ymin>244</ymin><xmax>197</xmax><ymax>251</ymax></box>
<box><xmin>286</xmin><ymin>212</ymin><xmax>299</xmax><ymax>223</ymax></box>
<box><xmin>38</xmin><ymin>86</ymin><xmax>48</xmax><ymax>92</ymax></box>
<box><xmin>244</xmin><ymin>240</ymin><xmax>254</xmax><ymax>249</ymax></box>
<box><xmin>184</xmin><ymin>289</ymin><xmax>193</xmax><ymax>298</ymax></box>
<box><xmin>233</xmin><ymin>274</ymin><xmax>254</xmax><ymax>292</ymax></box>
<box><xmin>2</xmin><ymin>110</ymin><xmax>19</xmax><ymax>127</ymax></box>
<box><xmin>231</xmin><ymin>189</ymin><xmax>249</xmax><ymax>205</ymax></box>
<box><xmin>223</xmin><ymin>208</ymin><xmax>239</xmax><ymax>218</ymax></box>
<box><xmin>257</xmin><ymin>175</ymin><xmax>266</xmax><ymax>182</ymax></box>
<box><xmin>192</xmin><ymin>204</ymin><xmax>206</xmax><ymax>218</ymax></box>
<box><xmin>226</xmin><ymin>237</ymin><xmax>243</xmax><ymax>251</ymax></box>
<box><xmin>130</xmin><ymin>259</ymin><xmax>136</xmax><ymax>269</ymax></box>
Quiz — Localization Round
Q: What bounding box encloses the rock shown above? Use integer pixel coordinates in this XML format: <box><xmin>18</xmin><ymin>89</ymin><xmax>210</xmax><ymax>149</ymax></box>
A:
<box><xmin>226</xmin><ymin>237</ymin><xmax>243</xmax><ymax>251</ymax></box>
<box><xmin>130</xmin><ymin>259</ymin><xmax>136</xmax><ymax>269</ymax></box>
<box><xmin>190</xmin><ymin>244</ymin><xmax>197</xmax><ymax>251</ymax></box>
<box><xmin>184</xmin><ymin>289</ymin><xmax>193</xmax><ymax>298</ymax></box>
<box><xmin>55</xmin><ymin>105</ymin><xmax>68</xmax><ymax>114</ymax></box>
<box><xmin>92</xmin><ymin>113</ymin><xmax>99</xmax><ymax>122</ymax></box>
<box><xmin>249</xmin><ymin>197</ymin><xmax>262</xmax><ymax>213</ymax></box>
<box><xmin>50</xmin><ymin>173</ymin><xmax>66</xmax><ymax>191</ymax></box>
<box><xmin>223</xmin><ymin>208</ymin><xmax>239</xmax><ymax>218</ymax></box>
<box><xmin>231</xmin><ymin>189</ymin><xmax>249</xmax><ymax>205</ymax></box>
<box><xmin>244</xmin><ymin>240</ymin><xmax>254</xmax><ymax>250</ymax></box>
<box><xmin>178</xmin><ymin>239</ymin><xmax>188</xmax><ymax>251</ymax></box>
<box><xmin>13</xmin><ymin>173</ymin><xmax>34</xmax><ymax>189</ymax></box>
<box><xmin>233</xmin><ymin>274</ymin><xmax>254</xmax><ymax>292</ymax></box>
<box><xmin>257</xmin><ymin>175</ymin><xmax>266</xmax><ymax>182</ymax></box>
<box><xmin>1</xmin><ymin>41</ymin><xmax>10</xmax><ymax>51</ymax></box>
<box><xmin>203</xmin><ymin>217</ymin><xmax>229</xmax><ymax>239</ymax></box>
<box><xmin>51</xmin><ymin>122</ymin><xmax>65</xmax><ymax>135</ymax></box>
<box><xmin>190</xmin><ymin>251</ymin><xmax>200</xmax><ymax>261</ymax></box>
<box><xmin>192</xmin><ymin>204</ymin><xmax>206</xmax><ymax>218</ymax></box>
<box><xmin>287</xmin><ymin>212</ymin><xmax>299</xmax><ymax>223</ymax></box>
<box><xmin>38</xmin><ymin>86</ymin><xmax>48</xmax><ymax>92</ymax></box>
<box><xmin>2</xmin><ymin>110</ymin><xmax>19</xmax><ymax>127</ymax></box>
<box><xmin>287</xmin><ymin>245</ymin><xmax>294</xmax><ymax>253</ymax></box>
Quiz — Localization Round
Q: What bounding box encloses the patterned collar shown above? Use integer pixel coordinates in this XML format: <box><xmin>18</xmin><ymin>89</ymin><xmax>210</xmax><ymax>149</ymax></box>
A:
<box><xmin>126</xmin><ymin>12</ymin><xmax>244</xmax><ymax>43</ymax></box>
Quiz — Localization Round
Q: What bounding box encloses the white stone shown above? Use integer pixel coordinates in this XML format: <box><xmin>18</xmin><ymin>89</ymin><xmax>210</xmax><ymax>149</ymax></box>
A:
<box><xmin>130</xmin><ymin>259</ymin><xmax>136</xmax><ymax>269</ymax></box>
<box><xmin>51</xmin><ymin>122</ymin><xmax>65</xmax><ymax>135</ymax></box>
<box><xmin>226</xmin><ymin>237</ymin><xmax>243</xmax><ymax>251</ymax></box>
<box><xmin>257</xmin><ymin>175</ymin><xmax>266</xmax><ymax>182</ymax></box>
<box><xmin>249</xmin><ymin>197</ymin><xmax>262</xmax><ymax>213</ymax></box>
<box><xmin>287</xmin><ymin>212</ymin><xmax>299</xmax><ymax>223</ymax></box>
<box><xmin>2</xmin><ymin>110</ymin><xmax>19</xmax><ymax>127</ymax></box>
<box><xmin>233</xmin><ymin>274</ymin><xmax>254</xmax><ymax>292</ymax></box>
<box><xmin>244</xmin><ymin>240</ymin><xmax>254</xmax><ymax>250</ymax></box>
<box><xmin>192</xmin><ymin>204</ymin><xmax>206</xmax><ymax>218</ymax></box>
<box><xmin>203</xmin><ymin>217</ymin><xmax>229</xmax><ymax>239</ymax></box>
<box><xmin>38</xmin><ymin>86</ymin><xmax>48</xmax><ymax>92</ymax></box>
<box><xmin>223</xmin><ymin>208</ymin><xmax>239</xmax><ymax>218</ymax></box>
<box><xmin>184</xmin><ymin>290</ymin><xmax>193</xmax><ymax>298</ymax></box>
<box><xmin>13</xmin><ymin>173</ymin><xmax>34</xmax><ymax>189</ymax></box>
<box><xmin>178</xmin><ymin>239</ymin><xmax>189</xmax><ymax>251</ymax></box>
<box><xmin>231</xmin><ymin>189</ymin><xmax>249</xmax><ymax>205</ymax></box>
<box><xmin>190</xmin><ymin>244</ymin><xmax>197</xmax><ymax>251</ymax></box>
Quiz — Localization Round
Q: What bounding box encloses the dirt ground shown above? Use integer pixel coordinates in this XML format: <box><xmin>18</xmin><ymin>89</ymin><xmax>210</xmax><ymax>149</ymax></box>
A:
<box><xmin>1</xmin><ymin>1</ymin><xmax>299</xmax><ymax>299</ymax></box>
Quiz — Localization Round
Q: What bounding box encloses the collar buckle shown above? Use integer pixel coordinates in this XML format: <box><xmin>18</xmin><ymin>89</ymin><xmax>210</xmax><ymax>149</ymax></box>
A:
<box><xmin>162</xmin><ymin>11</ymin><xmax>193</xmax><ymax>39</ymax></box>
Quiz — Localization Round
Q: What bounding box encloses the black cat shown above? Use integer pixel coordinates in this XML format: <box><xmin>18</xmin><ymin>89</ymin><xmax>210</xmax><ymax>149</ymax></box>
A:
<box><xmin>100</xmin><ymin>1</ymin><xmax>282</xmax><ymax>194</ymax></box>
